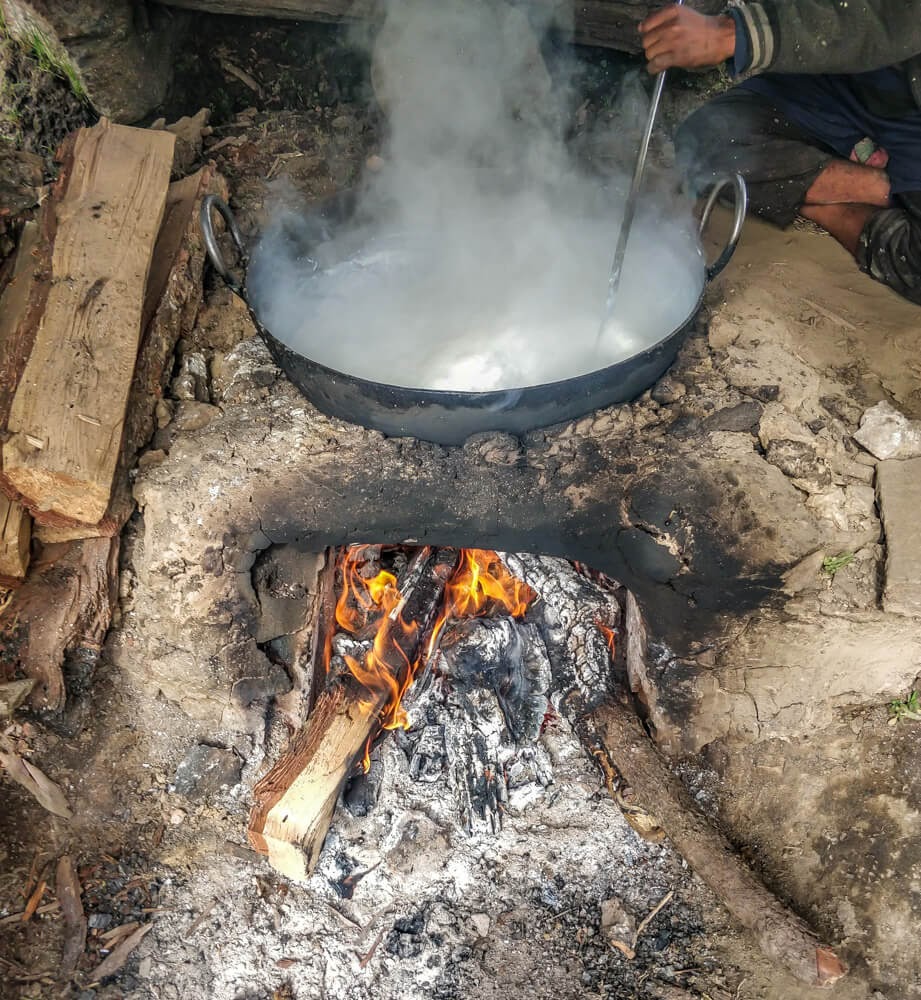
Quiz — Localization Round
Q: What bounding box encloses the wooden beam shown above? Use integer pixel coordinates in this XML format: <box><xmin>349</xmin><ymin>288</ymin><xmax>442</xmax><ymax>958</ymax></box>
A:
<box><xmin>159</xmin><ymin>0</ymin><xmax>721</xmax><ymax>52</ymax></box>
<box><xmin>0</xmin><ymin>120</ymin><xmax>175</xmax><ymax>526</ymax></box>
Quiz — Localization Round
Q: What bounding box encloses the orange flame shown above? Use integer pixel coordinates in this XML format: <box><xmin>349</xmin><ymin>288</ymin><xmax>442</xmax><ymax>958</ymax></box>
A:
<box><xmin>332</xmin><ymin>547</ymin><xmax>536</xmax><ymax>771</ymax></box>
<box><xmin>596</xmin><ymin>620</ymin><xmax>617</xmax><ymax>659</ymax></box>
<box><xmin>445</xmin><ymin>549</ymin><xmax>534</xmax><ymax>619</ymax></box>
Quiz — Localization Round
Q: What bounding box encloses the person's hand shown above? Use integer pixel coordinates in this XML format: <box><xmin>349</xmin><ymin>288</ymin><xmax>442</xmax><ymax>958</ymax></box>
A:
<box><xmin>639</xmin><ymin>6</ymin><xmax>736</xmax><ymax>74</ymax></box>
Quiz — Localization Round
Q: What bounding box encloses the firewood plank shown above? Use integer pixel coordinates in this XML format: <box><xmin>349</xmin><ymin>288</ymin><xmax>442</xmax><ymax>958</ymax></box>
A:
<box><xmin>0</xmin><ymin>120</ymin><xmax>175</xmax><ymax>525</ymax></box>
<box><xmin>31</xmin><ymin>165</ymin><xmax>227</xmax><ymax>543</ymax></box>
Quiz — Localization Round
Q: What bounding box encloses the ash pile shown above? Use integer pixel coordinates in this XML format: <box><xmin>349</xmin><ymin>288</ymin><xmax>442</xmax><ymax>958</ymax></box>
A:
<box><xmin>232</xmin><ymin>545</ymin><xmax>725</xmax><ymax>1000</ymax></box>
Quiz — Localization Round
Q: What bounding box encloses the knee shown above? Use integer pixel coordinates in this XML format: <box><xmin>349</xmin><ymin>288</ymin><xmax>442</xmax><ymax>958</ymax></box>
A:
<box><xmin>858</xmin><ymin>202</ymin><xmax>921</xmax><ymax>305</ymax></box>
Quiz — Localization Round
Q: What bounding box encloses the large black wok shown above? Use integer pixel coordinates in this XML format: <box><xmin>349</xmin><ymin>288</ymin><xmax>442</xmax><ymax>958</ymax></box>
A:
<box><xmin>200</xmin><ymin>175</ymin><xmax>746</xmax><ymax>446</ymax></box>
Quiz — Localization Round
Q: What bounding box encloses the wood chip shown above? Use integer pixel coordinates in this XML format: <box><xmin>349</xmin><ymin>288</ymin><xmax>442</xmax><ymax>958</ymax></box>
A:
<box><xmin>0</xmin><ymin>750</ymin><xmax>72</xmax><ymax>818</ymax></box>
<box><xmin>0</xmin><ymin>901</ymin><xmax>60</xmax><ymax>927</ymax></box>
<box><xmin>21</xmin><ymin>879</ymin><xmax>46</xmax><ymax>922</ymax></box>
<box><xmin>87</xmin><ymin>923</ymin><xmax>153</xmax><ymax>984</ymax></box>
<box><xmin>99</xmin><ymin>921</ymin><xmax>139</xmax><ymax>945</ymax></box>
<box><xmin>56</xmin><ymin>856</ymin><xmax>86</xmax><ymax>978</ymax></box>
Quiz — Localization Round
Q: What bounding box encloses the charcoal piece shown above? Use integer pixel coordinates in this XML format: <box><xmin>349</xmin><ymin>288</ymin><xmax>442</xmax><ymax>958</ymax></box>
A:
<box><xmin>501</xmin><ymin>553</ymin><xmax>620</xmax><ymax>707</ymax></box>
<box><xmin>444</xmin><ymin>687</ymin><xmax>508</xmax><ymax>835</ymax></box>
<box><xmin>173</xmin><ymin>744</ymin><xmax>242</xmax><ymax>799</ymax></box>
<box><xmin>439</xmin><ymin>618</ymin><xmax>550</xmax><ymax>742</ymax></box>
<box><xmin>407</xmin><ymin>723</ymin><xmax>446</xmax><ymax>782</ymax></box>
<box><xmin>342</xmin><ymin>744</ymin><xmax>385</xmax><ymax>816</ymax></box>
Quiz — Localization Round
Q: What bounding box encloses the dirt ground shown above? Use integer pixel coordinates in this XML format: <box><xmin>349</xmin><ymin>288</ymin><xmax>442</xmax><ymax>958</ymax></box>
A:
<box><xmin>3</xmin><ymin>12</ymin><xmax>921</xmax><ymax>1000</ymax></box>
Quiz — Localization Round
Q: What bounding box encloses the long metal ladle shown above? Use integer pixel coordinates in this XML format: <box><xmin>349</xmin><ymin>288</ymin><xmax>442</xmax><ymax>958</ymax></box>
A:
<box><xmin>596</xmin><ymin>0</ymin><xmax>684</xmax><ymax>347</ymax></box>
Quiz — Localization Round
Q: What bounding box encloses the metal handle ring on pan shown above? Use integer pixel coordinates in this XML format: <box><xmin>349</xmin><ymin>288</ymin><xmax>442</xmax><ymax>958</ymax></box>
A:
<box><xmin>698</xmin><ymin>172</ymin><xmax>748</xmax><ymax>282</ymax></box>
<box><xmin>200</xmin><ymin>194</ymin><xmax>248</xmax><ymax>300</ymax></box>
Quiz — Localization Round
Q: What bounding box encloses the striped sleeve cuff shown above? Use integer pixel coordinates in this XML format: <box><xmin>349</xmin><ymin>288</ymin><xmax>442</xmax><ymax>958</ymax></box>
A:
<box><xmin>730</xmin><ymin>2</ymin><xmax>776</xmax><ymax>74</ymax></box>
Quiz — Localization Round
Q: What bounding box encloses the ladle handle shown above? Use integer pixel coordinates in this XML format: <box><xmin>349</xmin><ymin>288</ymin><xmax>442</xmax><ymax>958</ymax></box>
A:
<box><xmin>200</xmin><ymin>194</ymin><xmax>249</xmax><ymax>300</ymax></box>
<box><xmin>699</xmin><ymin>172</ymin><xmax>748</xmax><ymax>281</ymax></box>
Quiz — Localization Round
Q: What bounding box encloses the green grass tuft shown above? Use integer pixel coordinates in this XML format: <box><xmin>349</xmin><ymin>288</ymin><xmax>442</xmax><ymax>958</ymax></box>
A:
<box><xmin>22</xmin><ymin>28</ymin><xmax>86</xmax><ymax>102</ymax></box>
<box><xmin>821</xmin><ymin>552</ymin><xmax>855</xmax><ymax>577</ymax></box>
<box><xmin>888</xmin><ymin>690</ymin><xmax>921</xmax><ymax>725</ymax></box>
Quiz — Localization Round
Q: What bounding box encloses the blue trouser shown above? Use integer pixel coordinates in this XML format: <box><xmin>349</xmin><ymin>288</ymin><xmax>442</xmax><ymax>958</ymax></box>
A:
<box><xmin>676</xmin><ymin>77</ymin><xmax>921</xmax><ymax>305</ymax></box>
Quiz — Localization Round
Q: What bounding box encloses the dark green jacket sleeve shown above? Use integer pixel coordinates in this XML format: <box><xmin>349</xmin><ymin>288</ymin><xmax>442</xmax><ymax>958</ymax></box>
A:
<box><xmin>733</xmin><ymin>0</ymin><xmax>921</xmax><ymax>75</ymax></box>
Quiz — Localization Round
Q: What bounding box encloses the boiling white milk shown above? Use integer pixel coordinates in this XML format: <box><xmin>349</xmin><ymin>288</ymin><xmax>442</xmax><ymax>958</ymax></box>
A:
<box><xmin>248</xmin><ymin>184</ymin><xmax>706</xmax><ymax>392</ymax></box>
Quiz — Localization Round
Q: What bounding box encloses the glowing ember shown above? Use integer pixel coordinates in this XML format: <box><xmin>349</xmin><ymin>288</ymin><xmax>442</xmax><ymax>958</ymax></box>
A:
<box><xmin>330</xmin><ymin>547</ymin><xmax>537</xmax><ymax>769</ymax></box>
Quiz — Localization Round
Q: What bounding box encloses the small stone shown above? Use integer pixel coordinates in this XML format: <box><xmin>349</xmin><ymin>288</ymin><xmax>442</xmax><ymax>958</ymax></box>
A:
<box><xmin>470</xmin><ymin>913</ymin><xmax>491</xmax><ymax>937</ymax></box>
<box><xmin>751</xmin><ymin>384</ymin><xmax>780</xmax><ymax>402</ymax></box>
<box><xmin>650</xmin><ymin>378</ymin><xmax>686</xmax><ymax>405</ymax></box>
<box><xmin>877</xmin><ymin>458</ymin><xmax>921</xmax><ymax>616</ymax></box>
<box><xmin>854</xmin><ymin>401</ymin><xmax>921</xmax><ymax>460</ymax></box>
<box><xmin>366</xmin><ymin>154</ymin><xmax>385</xmax><ymax>172</ymax></box>
<box><xmin>173</xmin><ymin>401</ymin><xmax>221</xmax><ymax>433</ymax></box>
<box><xmin>169</xmin><ymin>808</ymin><xmax>186</xmax><ymax>825</ymax></box>
<box><xmin>137</xmin><ymin>449</ymin><xmax>167</xmax><ymax>471</ymax></box>
<box><xmin>702</xmin><ymin>400</ymin><xmax>762</xmax><ymax>434</ymax></box>
<box><xmin>765</xmin><ymin>439</ymin><xmax>831</xmax><ymax>486</ymax></box>
<box><xmin>174</xmin><ymin>744</ymin><xmax>243</xmax><ymax>799</ymax></box>
<box><xmin>155</xmin><ymin>399</ymin><xmax>173</xmax><ymax>429</ymax></box>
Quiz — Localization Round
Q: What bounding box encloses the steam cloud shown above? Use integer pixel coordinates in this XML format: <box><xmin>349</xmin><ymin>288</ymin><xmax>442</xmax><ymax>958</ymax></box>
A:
<box><xmin>248</xmin><ymin>0</ymin><xmax>705</xmax><ymax>392</ymax></box>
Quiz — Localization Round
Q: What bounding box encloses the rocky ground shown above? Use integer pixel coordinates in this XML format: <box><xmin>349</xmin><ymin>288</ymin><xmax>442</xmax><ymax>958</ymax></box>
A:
<box><xmin>3</xmin><ymin>9</ymin><xmax>921</xmax><ymax>1000</ymax></box>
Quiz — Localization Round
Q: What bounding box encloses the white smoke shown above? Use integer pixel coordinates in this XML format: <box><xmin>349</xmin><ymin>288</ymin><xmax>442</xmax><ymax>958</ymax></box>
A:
<box><xmin>248</xmin><ymin>0</ymin><xmax>705</xmax><ymax>392</ymax></box>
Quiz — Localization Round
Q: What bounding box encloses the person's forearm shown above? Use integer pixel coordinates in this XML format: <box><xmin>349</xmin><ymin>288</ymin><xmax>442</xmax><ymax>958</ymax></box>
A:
<box><xmin>733</xmin><ymin>0</ymin><xmax>921</xmax><ymax>76</ymax></box>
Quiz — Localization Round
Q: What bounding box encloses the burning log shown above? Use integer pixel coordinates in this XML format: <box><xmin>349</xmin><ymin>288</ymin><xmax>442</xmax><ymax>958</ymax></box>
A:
<box><xmin>0</xmin><ymin>119</ymin><xmax>175</xmax><ymax>527</ymax></box>
<box><xmin>249</xmin><ymin>546</ymin><xmax>458</xmax><ymax>880</ymax></box>
<box><xmin>587</xmin><ymin>700</ymin><xmax>847</xmax><ymax>988</ymax></box>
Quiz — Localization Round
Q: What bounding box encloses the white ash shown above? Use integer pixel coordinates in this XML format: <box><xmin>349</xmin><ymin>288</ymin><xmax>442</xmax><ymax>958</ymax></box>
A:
<box><xmin>133</xmin><ymin>555</ymin><xmax>731</xmax><ymax>999</ymax></box>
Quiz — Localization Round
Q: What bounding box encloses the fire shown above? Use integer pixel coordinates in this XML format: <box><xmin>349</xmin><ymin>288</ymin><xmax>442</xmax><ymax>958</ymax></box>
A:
<box><xmin>331</xmin><ymin>547</ymin><xmax>536</xmax><ymax>769</ymax></box>
<box><xmin>444</xmin><ymin>549</ymin><xmax>534</xmax><ymax>619</ymax></box>
<box><xmin>596</xmin><ymin>620</ymin><xmax>617</xmax><ymax>659</ymax></box>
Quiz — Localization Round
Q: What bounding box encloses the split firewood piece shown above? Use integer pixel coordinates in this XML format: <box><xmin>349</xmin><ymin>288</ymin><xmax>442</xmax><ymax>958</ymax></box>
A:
<box><xmin>0</xmin><ymin>495</ymin><xmax>31</xmax><ymax>587</ymax></box>
<box><xmin>589</xmin><ymin>699</ymin><xmax>847</xmax><ymax>989</ymax></box>
<box><xmin>0</xmin><ymin>219</ymin><xmax>47</xmax><ymax>428</ymax></box>
<box><xmin>32</xmin><ymin>164</ymin><xmax>228</xmax><ymax>543</ymax></box>
<box><xmin>0</xmin><ymin>119</ymin><xmax>175</xmax><ymax>526</ymax></box>
<box><xmin>249</xmin><ymin>546</ymin><xmax>457</xmax><ymax>881</ymax></box>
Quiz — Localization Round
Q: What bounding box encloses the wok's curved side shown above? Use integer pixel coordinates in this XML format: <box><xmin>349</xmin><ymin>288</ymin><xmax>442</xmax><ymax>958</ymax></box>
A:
<box><xmin>199</xmin><ymin>175</ymin><xmax>745</xmax><ymax>446</ymax></box>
